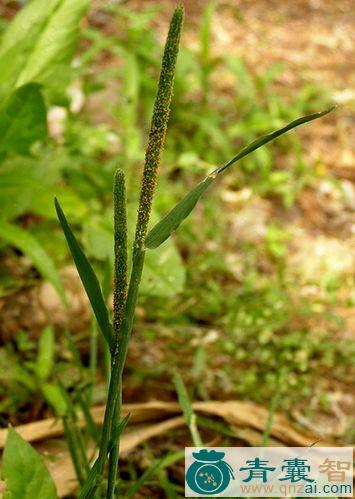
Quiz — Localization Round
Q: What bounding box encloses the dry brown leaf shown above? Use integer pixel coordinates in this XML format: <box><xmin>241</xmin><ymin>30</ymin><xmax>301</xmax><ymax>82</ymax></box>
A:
<box><xmin>0</xmin><ymin>402</ymin><xmax>174</xmax><ymax>449</ymax></box>
<box><xmin>0</xmin><ymin>400</ymin><xmax>338</xmax><ymax>497</ymax></box>
<box><xmin>193</xmin><ymin>401</ymin><xmax>326</xmax><ymax>447</ymax></box>
<box><xmin>0</xmin><ymin>400</ymin><xmax>336</xmax><ymax>450</ymax></box>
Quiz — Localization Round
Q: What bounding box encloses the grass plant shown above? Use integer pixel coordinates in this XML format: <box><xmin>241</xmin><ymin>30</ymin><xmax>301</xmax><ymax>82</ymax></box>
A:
<box><xmin>55</xmin><ymin>5</ymin><xmax>333</xmax><ymax>496</ymax></box>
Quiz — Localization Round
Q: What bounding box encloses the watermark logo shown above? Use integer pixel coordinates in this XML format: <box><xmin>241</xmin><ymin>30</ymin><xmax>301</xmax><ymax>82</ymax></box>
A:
<box><xmin>185</xmin><ymin>447</ymin><xmax>353</xmax><ymax>497</ymax></box>
<box><xmin>185</xmin><ymin>449</ymin><xmax>235</xmax><ymax>495</ymax></box>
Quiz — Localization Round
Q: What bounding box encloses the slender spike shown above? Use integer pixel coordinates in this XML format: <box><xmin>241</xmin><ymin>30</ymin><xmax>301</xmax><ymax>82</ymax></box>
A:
<box><xmin>108</xmin><ymin>170</ymin><xmax>128</xmax><ymax>499</ymax></box>
<box><xmin>134</xmin><ymin>4</ymin><xmax>184</xmax><ymax>249</ymax></box>
<box><xmin>113</xmin><ymin>169</ymin><xmax>128</xmax><ymax>336</ymax></box>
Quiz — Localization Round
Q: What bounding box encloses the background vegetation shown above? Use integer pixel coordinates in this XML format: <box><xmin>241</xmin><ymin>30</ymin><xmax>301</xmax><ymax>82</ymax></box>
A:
<box><xmin>0</xmin><ymin>0</ymin><xmax>353</xmax><ymax>496</ymax></box>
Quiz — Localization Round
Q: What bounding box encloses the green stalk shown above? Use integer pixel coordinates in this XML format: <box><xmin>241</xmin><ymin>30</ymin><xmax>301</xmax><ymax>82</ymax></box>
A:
<box><xmin>89</xmin><ymin>317</ymin><xmax>98</xmax><ymax>404</ymax></box>
<box><xmin>80</xmin><ymin>253</ymin><xmax>145</xmax><ymax>499</ymax></box>
<box><xmin>62</xmin><ymin>416</ymin><xmax>86</xmax><ymax>486</ymax></box>
<box><xmin>260</xmin><ymin>366</ymin><xmax>286</xmax><ymax>446</ymax></box>
<box><xmin>80</xmin><ymin>7</ymin><xmax>184</xmax><ymax>498</ymax></box>
<box><xmin>107</xmin><ymin>402</ymin><xmax>120</xmax><ymax>498</ymax></box>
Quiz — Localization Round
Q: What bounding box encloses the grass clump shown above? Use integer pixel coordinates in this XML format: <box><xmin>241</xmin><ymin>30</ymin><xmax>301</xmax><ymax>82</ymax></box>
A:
<box><xmin>58</xmin><ymin>6</ymin><xmax>184</xmax><ymax>498</ymax></box>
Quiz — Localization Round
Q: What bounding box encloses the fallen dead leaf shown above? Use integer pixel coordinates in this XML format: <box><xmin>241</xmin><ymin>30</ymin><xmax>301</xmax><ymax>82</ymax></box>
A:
<box><xmin>0</xmin><ymin>400</ymin><xmax>340</xmax><ymax>497</ymax></box>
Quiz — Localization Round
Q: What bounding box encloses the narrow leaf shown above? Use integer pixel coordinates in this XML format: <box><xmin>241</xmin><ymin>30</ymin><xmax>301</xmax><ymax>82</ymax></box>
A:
<box><xmin>36</xmin><ymin>325</ymin><xmax>55</xmax><ymax>382</ymax></box>
<box><xmin>145</xmin><ymin>177</ymin><xmax>213</xmax><ymax>249</ymax></box>
<box><xmin>61</xmin><ymin>416</ymin><xmax>86</xmax><ymax>486</ymax></box>
<box><xmin>125</xmin><ymin>451</ymin><xmax>184</xmax><ymax>498</ymax></box>
<box><xmin>173</xmin><ymin>372</ymin><xmax>203</xmax><ymax>447</ymax></box>
<box><xmin>2</xmin><ymin>427</ymin><xmax>58</xmax><ymax>499</ymax></box>
<box><xmin>108</xmin><ymin>413</ymin><xmax>131</xmax><ymax>454</ymax></box>
<box><xmin>0</xmin><ymin>220</ymin><xmax>65</xmax><ymax>303</ymax></box>
<box><xmin>146</xmin><ymin>108</ymin><xmax>334</xmax><ymax>249</ymax></box>
<box><xmin>64</xmin><ymin>329</ymin><xmax>85</xmax><ymax>372</ymax></box>
<box><xmin>41</xmin><ymin>383</ymin><xmax>67</xmax><ymax>416</ymax></box>
<box><xmin>173</xmin><ymin>372</ymin><xmax>193</xmax><ymax>423</ymax></box>
<box><xmin>76</xmin><ymin>390</ymin><xmax>101</xmax><ymax>445</ymax></box>
<box><xmin>57</xmin><ymin>380</ymin><xmax>89</xmax><ymax>478</ymax></box>
<box><xmin>55</xmin><ymin>198</ymin><xmax>114</xmax><ymax>347</ymax></box>
<box><xmin>214</xmin><ymin>107</ymin><xmax>334</xmax><ymax>174</ymax></box>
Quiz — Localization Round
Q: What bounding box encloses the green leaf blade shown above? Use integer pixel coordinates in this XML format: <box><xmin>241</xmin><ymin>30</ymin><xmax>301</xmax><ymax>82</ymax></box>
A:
<box><xmin>36</xmin><ymin>326</ymin><xmax>55</xmax><ymax>381</ymax></box>
<box><xmin>81</xmin><ymin>207</ymin><xmax>186</xmax><ymax>298</ymax></box>
<box><xmin>146</xmin><ymin>108</ymin><xmax>334</xmax><ymax>249</ymax></box>
<box><xmin>145</xmin><ymin>177</ymin><xmax>213</xmax><ymax>249</ymax></box>
<box><xmin>142</xmin><ymin>240</ymin><xmax>185</xmax><ymax>297</ymax></box>
<box><xmin>108</xmin><ymin>413</ymin><xmax>131</xmax><ymax>454</ymax></box>
<box><xmin>55</xmin><ymin>198</ymin><xmax>114</xmax><ymax>347</ymax></box>
<box><xmin>172</xmin><ymin>372</ymin><xmax>193</xmax><ymax>424</ymax></box>
<box><xmin>124</xmin><ymin>450</ymin><xmax>184</xmax><ymax>498</ymax></box>
<box><xmin>215</xmin><ymin>107</ymin><xmax>335</xmax><ymax>174</ymax></box>
<box><xmin>0</xmin><ymin>0</ymin><xmax>91</xmax><ymax>96</ymax></box>
<box><xmin>0</xmin><ymin>220</ymin><xmax>65</xmax><ymax>303</ymax></box>
<box><xmin>173</xmin><ymin>372</ymin><xmax>203</xmax><ymax>447</ymax></box>
<box><xmin>2</xmin><ymin>427</ymin><xmax>58</xmax><ymax>499</ymax></box>
<box><xmin>0</xmin><ymin>83</ymin><xmax>47</xmax><ymax>156</ymax></box>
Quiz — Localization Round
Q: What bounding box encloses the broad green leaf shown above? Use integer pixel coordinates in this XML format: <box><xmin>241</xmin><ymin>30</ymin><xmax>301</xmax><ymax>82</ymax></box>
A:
<box><xmin>145</xmin><ymin>108</ymin><xmax>334</xmax><ymax>249</ymax></box>
<box><xmin>0</xmin><ymin>171</ymin><xmax>85</xmax><ymax>222</ymax></box>
<box><xmin>0</xmin><ymin>220</ymin><xmax>65</xmax><ymax>303</ymax></box>
<box><xmin>55</xmin><ymin>198</ymin><xmax>114</xmax><ymax>347</ymax></box>
<box><xmin>0</xmin><ymin>83</ymin><xmax>47</xmax><ymax>155</ymax></box>
<box><xmin>0</xmin><ymin>0</ymin><xmax>90</xmax><ymax>96</ymax></box>
<box><xmin>0</xmin><ymin>349</ymin><xmax>36</xmax><ymax>391</ymax></box>
<box><xmin>145</xmin><ymin>177</ymin><xmax>213</xmax><ymax>249</ymax></box>
<box><xmin>141</xmin><ymin>241</ymin><xmax>185</xmax><ymax>297</ymax></box>
<box><xmin>36</xmin><ymin>326</ymin><xmax>55</xmax><ymax>381</ymax></box>
<box><xmin>82</xmin><ymin>217</ymin><xmax>114</xmax><ymax>262</ymax></box>
<box><xmin>0</xmin><ymin>173</ymin><xmax>39</xmax><ymax>220</ymax></box>
<box><xmin>0</xmin><ymin>155</ymin><xmax>87</xmax><ymax>221</ymax></box>
<box><xmin>82</xmin><ymin>209</ymin><xmax>186</xmax><ymax>298</ymax></box>
<box><xmin>2</xmin><ymin>427</ymin><xmax>58</xmax><ymax>499</ymax></box>
<box><xmin>30</xmin><ymin>188</ymin><xmax>88</xmax><ymax>221</ymax></box>
<box><xmin>41</xmin><ymin>383</ymin><xmax>67</xmax><ymax>416</ymax></box>
<box><xmin>140</xmin><ymin>208</ymin><xmax>186</xmax><ymax>297</ymax></box>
